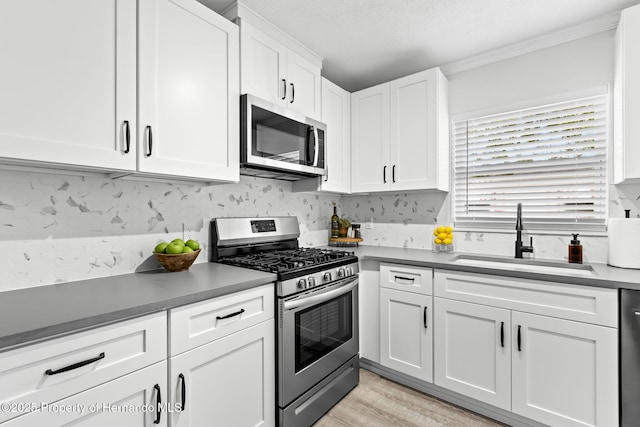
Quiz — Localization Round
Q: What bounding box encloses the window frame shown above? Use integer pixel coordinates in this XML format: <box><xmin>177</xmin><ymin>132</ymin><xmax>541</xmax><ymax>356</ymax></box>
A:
<box><xmin>450</xmin><ymin>87</ymin><xmax>610</xmax><ymax>233</ymax></box>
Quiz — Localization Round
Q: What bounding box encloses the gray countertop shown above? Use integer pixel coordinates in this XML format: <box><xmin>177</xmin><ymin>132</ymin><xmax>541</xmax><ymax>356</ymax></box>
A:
<box><xmin>4</xmin><ymin>245</ymin><xmax>640</xmax><ymax>352</ymax></box>
<box><xmin>348</xmin><ymin>246</ymin><xmax>640</xmax><ymax>290</ymax></box>
<box><xmin>0</xmin><ymin>263</ymin><xmax>276</xmax><ymax>351</ymax></box>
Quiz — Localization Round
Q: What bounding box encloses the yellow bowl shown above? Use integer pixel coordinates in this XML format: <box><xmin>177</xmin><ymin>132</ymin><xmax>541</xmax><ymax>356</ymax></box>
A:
<box><xmin>153</xmin><ymin>249</ymin><xmax>200</xmax><ymax>272</ymax></box>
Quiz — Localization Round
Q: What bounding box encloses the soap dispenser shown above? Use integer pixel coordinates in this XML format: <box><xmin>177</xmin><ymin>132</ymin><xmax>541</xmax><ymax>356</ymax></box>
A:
<box><xmin>568</xmin><ymin>233</ymin><xmax>583</xmax><ymax>264</ymax></box>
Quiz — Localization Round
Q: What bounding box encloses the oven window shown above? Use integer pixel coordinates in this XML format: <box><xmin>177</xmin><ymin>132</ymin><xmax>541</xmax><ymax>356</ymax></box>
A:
<box><xmin>295</xmin><ymin>291</ymin><xmax>353</xmax><ymax>373</ymax></box>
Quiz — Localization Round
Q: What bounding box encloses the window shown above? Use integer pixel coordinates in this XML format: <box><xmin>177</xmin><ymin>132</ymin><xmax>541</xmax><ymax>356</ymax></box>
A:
<box><xmin>452</xmin><ymin>93</ymin><xmax>608</xmax><ymax>231</ymax></box>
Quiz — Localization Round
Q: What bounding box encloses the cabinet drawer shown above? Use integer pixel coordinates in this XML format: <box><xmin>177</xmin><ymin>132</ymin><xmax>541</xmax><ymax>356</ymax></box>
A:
<box><xmin>0</xmin><ymin>312</ymin><xmax>167</xmax><ymax>423</ymax></box>
<box><xmin>434</xmin><ymin>270</ymin><xmax>617</xmax><ymax>327</ymax></box>
<box><xmin>169</xmin><ymin>283</ymin><xmax>274</xmax><ymax>356</ymax></box>
<box><xmin>380</xmin><ymin>263</ymin><xmax>433</xmax><ymax>295</ymax></box>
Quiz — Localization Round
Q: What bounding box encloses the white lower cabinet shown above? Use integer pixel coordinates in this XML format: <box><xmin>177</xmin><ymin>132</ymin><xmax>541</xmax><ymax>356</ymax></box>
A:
<box><xmin>379</xmin><ymin>263</ymin><xmax>433</xmax><ymax>382</ymax></box>
<box><xmin>511</xmin><ymin>311</ymin><xmax>617</xmax><ymax>427</ymax></box>
<box><xmin>168</xmin><ymin>284</ymin><xmax>275</xmax><ymax>427</ymax></box>
<box><xmin>380</xmin><ymin>288</ymin><xmax>433</xmax><ymax>382</ymax></box>
<box><xmin>0</xmin><ymin>284</ymin><xmax>276</xmax><ymax>427</ymax></box>
<box><xmin>4</xmin><ymin>362</ymin><xmax>168</xmax><ymax>427</ymax></box>
<box><xmin>434</xmin><ymin>298</ymin><xmax>511</xmax><ymax>410</ymax></box>
<box><xmin>434</xmin><ymin>269</ymin><xmax>618</xmax><ymax>427</ymax></box>
<box><xmin>168</xmin><ymin>319</ymin><xmax>275</xmax><ymax>427</ymax></box>
<box><xmin>0</xmin><ymin>312</ymin><xmax>168</xmax><ymax>426</ymax></box>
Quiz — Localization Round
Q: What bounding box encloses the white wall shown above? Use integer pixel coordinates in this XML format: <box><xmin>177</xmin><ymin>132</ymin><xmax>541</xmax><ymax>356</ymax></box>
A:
<box><xmin>448</xmin><ymin>31</ymin><xmax>614</xmax><ymax>116</ymax></box>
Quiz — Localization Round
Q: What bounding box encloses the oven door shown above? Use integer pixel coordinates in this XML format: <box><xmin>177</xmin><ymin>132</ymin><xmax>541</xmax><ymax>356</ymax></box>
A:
<box><xmin>279</xmin><ymin>276</ymin><xmax>359</xmax><ymax>407</ymax></box>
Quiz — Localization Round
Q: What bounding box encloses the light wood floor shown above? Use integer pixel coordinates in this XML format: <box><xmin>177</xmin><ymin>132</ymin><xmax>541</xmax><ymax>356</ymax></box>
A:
<box><xmin>314</xmin><ymin>369</ymin><xmax>507</xmax><ymax>427</ymax></box>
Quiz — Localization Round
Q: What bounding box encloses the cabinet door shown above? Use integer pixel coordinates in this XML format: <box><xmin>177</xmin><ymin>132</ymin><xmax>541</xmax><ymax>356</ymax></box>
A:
<box><xmin>4</xmin><ymin>362</ymin><xmax>167</xmax><ymax>427</ymax></box>
<box><xmin>138</xmin><ymin>0</ymin><xmax>239</xmax><ymax>182</ymax></box>
<box><xmin>319</xmin><ymin>78</ymin><xmax>350</xmax><ymax>193</ymax></box>
<box><xmin>169</xmin><ymin>319</ymin><xmax>275</xmax><ymax>427</ymax></box>
<box><xmin>286</xmin><ymin>50</ymin><xmax>322</xmax><ymax>120</ymax></box>
<box><xmin>380</xmin><ymin>288</ymin><xmax>432</xmax><ymax>382</ymax></box>
<box><xmin>389</xmin><ymin>68</ymin><xmax>449</xmax><ymax>191</ymax></box>
<box><xmin>433</xmin><ymin>298</ymin><xmax>511</xmax><ymax>410</ymax></box>
<box><xmin>0</xmin><ymin>0</ymin><xmax>136</xmax><ymax>171</ymax></box>
<box><xmin>512</xmin><ymin>311</ymin><xmax>618</xmax><ymax>427</ymax></box>
<box><xmin>390</xmin><ymin>69</ymin><xmax>434</xmax><ymax>190</ymax></box>
<box><xmin>240</xmin><ymin>22</ymin><xmax>287</xmax><ymax>107</ymax></box>
<box><xmin>614</xmin><ymin>4</ymin><xmax>640</xmax><ymax>183</ymax></box>
<box><xmin>351</xmin><ymin>83</ymin><xmax>390</xmax><ymax>193</ymax></box>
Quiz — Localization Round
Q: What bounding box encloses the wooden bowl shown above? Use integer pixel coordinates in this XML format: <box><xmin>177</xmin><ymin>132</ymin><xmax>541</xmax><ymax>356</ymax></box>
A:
<box><xmin>154</xmin><ymin>249</ymin><xmax>201</xmax><ymax>272</ymax></box>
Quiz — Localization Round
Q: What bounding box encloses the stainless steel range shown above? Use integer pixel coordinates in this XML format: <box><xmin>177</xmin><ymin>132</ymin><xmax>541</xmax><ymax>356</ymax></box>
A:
<box><xmin>210</xmin><ymin>217</ymin><xmax>360</xmax><ymax>427</ymax></box>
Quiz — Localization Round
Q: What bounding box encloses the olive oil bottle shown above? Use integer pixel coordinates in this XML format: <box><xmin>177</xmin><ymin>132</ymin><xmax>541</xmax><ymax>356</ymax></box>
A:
<box><xmin>331</xmin><ymin>202</ymin><xmax>339</xmax><ymax>238</ymax></box>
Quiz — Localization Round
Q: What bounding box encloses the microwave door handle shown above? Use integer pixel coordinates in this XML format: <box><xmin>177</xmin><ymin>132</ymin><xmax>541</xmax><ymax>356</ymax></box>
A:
<box><xmin>312</xmin><ymin>127</ymin><xmax>320</xmax><ymax>167</ymax></box>
<box><xmin>305</xmin><ymin>127</ymin><xmax>314</xmax><ymax>165</ymax></box>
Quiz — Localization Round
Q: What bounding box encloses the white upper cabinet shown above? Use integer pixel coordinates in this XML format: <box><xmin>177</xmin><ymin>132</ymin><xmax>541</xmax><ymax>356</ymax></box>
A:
<box><xmin>138</xmin><ymin>0</ymin><xmax>239</xmax><ymax>183</ymax></box>
<box><xmin>614</xmin><ymin>4</ymin><xmax>640</xmax><ymax>184</ymax></box>
<box><xmin>351</xmin><ymin>83</ymin><xmax>390</xmax><ymax>193</ymax></box>
<box><xmin>0</xmin><ymin>0</ymin><xmax>239</xmax><ymax>183</ymax></box>
<box><xmin>285</xmin><ymin>49</ymin><xmax>322</xmax><ymax>119</ymax></box>
<box><xmin>292</xmin><ymin>78</ymin><xmax>351</xmax><ymax>194</ymax></box>
<box><xmin>351</xmin><ymin>68</ymin><xmax>449</xmax><ymax>193</ymax></box>
<box><xmin>239</xmin><ymin>22</ymin><xmax>288</xmax><ymax>106</ymax></box>
<box><xmin>228</xmin><ymin>4</ymin><xmax>322</xmax><ymax>120</ymax></box>
<box><xmin>0</xmin><ymin>0</ymin><xmax>137</xmax><ymax>172</ymax></box>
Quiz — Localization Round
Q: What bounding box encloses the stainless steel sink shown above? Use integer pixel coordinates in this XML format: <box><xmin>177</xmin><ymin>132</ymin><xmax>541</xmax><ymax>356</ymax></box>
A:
<box><xmin>449</xmin><ymin>254</ymin><xmax>596</xmax><ymax>277</ymax></box>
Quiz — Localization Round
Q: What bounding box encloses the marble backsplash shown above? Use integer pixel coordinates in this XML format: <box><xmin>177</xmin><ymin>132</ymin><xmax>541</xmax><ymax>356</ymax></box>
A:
<box><xmin>341</xmin><ymin>184</ymin><xmax>640</xmax><ymax>266</ymax></box>
<box><xmin>2</xmin><ymin>167</ymin><xmax>640</xmax><ymax>292</ymax></box>
<box><xmin>0</xmin><ymin>169</ymin><xmax>338</xmax><ymax>291</ymax></box>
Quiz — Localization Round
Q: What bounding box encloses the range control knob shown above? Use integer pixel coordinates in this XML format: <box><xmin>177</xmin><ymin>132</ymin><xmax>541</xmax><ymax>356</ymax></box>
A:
<box><xmin>345</xmin><ymin>267</ymin><xmax>353</xmax><ymax>276</ymax></box>
<box><xmin>307</xmin><ymin>277</ymin><xmax>316</xmax><ymax>288</ymax></box>
<box><xmin>297</xmin><ymin>278</ymin><xmax>307</xmax><ymax>289</ymax></box>
<box><xmin>337</xmin><ymin>268</ymin><xmax>345</xmax><ymax>278</ymax></box>
<box><xmin>323</xmin><ymin>272</ymin><xmax>333</xmax><ymax>282</ymax></box>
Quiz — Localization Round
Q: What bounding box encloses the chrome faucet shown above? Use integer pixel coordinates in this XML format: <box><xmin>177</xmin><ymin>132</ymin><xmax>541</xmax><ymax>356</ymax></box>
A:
<box><xmin>515</xmin><ymin>203</ymin><xmax>534</xmax><ymax>258</ymax></box>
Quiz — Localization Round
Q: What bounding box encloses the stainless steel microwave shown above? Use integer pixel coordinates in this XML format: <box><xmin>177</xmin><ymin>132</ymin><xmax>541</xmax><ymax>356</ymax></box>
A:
<box><xmin>240</xmin><ymin>94</ymin><xmax>326</xmax><ymax>180</ymax></box>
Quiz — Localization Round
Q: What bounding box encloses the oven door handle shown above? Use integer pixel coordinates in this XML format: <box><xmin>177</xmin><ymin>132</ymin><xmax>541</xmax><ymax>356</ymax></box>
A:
<box><xmin>284</xmin><ymin>278</ymin><xmax>357</xmax><ymax>312</ymax></box>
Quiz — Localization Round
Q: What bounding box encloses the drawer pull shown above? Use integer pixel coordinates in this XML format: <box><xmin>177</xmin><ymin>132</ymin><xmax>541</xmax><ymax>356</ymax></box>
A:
<box><xmin>44</xmin><ymin>352</ymin><xmax>105</xmax><ymax>376</ymax></box>
<box><xmin>216</xmin><ymin>308</ymin><xmax>245</xmax><ymax>320</ymax></box>
<box><xmin>394</xmin><ymin>275</ymin><xmax>415</xmax><ymax>283</ymax></box>
<box><xmin>178</xmin><ymin>373</ymin><xmax>186</xmax><ymax>411</ymax></box>
<box><xmin>154</xmin><ymin>384</ymin><xmax>162</xmax><ymax>424</ymax></box>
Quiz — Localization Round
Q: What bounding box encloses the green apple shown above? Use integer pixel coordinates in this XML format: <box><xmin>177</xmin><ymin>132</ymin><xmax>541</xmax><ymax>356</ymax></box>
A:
<box><xmin>171</xmin><ymin>238</ymin><xmax>185</xmax><ymax>246</ymax></box>
<box><xmin>154</xmin><ymin>241</ymin><xmax>169</xmax><ymax>253</ymax></box>
<box><xmin>165</xmin><ymin>242</ymin><xmax>184</xmax><ymax>254</ymax></box>
<box><xmin>185</xmin><ymin>239</ymin><xmax>200</xmax><ymax>251</ymax></box>
<box><xmin>182</xmin><ymin>246</ymin><xmax>194</xmax><ymax>254</ymax></box>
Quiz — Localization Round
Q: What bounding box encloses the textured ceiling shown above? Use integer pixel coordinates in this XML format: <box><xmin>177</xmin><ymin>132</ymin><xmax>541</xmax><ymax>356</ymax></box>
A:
<box><xmin>200</xmin><ymin>0</ymin><xmax>640</xmax><ymax>92</ymax></box>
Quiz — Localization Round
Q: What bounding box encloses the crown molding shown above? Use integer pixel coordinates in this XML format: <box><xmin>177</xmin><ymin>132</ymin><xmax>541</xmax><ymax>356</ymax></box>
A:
<box><xmin>441</xmin><ymin>10</ymin><xmax>621</xmax><ymax>76</ymax></box>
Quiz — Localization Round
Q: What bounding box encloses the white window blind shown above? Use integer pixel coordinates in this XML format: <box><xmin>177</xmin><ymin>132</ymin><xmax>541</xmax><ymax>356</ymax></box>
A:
<box><xmin>453</xmin><ymin>94</ymin><xmax>608</xmax><ymax>230</ymax></box>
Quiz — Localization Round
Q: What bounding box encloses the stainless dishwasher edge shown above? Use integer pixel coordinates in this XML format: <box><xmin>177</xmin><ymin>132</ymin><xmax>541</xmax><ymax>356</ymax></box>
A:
<box><xmin>620</xmin><ymin>289</ymin><xmax>640</xmax><ymax>427</ymax></box>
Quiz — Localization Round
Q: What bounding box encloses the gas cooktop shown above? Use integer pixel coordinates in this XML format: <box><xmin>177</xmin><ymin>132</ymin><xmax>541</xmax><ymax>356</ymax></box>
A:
<box><xmin>218</xmin><ymin>247</ymin><xmax>357</xmax><ymax>279</ymax></box>
<box><xmin>210</xmin><ymin>217</ymin><xmax>358</xmax><ymax>283</ymax></box>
